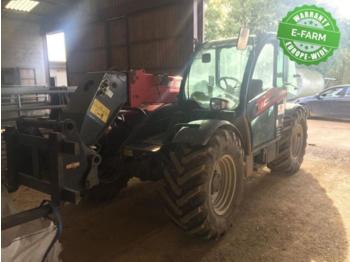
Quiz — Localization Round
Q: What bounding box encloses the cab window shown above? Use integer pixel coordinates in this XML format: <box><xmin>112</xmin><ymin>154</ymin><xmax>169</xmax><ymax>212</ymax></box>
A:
<box><xmin>248</xmin><ymin>43</ymin><xmax>274</xmax><ymax>101</ymax></box>
<box><xmin>185</xmin><ymin>44</ymin><xmax>251</xmax><ymax>109</ymax></box>
<box><xmin>276</xmin><ymin>48</ymin><xmax>298</xmax><ymax>99</ymax></box>
<box><xmin>252</xmin><ymin>44</ymin><xmax>274</xmax><ymax>91</ymax></box>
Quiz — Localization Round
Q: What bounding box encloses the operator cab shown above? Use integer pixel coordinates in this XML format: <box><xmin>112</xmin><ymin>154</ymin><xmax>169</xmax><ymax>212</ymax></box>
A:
<box><xmin>179</xmin><ymin>33</ymin><xmax>298</xmax><ymax>154</ymax></box>
<box><xmin>182</xmin><ymin>33</ymin><xmax>299</xmax><ymax>112</ymax></box>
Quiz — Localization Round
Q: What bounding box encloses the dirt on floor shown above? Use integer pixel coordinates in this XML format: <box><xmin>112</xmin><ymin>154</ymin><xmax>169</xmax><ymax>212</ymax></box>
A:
<box><xmin>6</xmin><ymin>119</ymin><xmax>350</xmax><ymax>262</ymax></box>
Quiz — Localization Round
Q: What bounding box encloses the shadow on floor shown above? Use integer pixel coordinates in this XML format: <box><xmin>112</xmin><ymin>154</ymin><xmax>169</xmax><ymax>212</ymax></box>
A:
<box><xmin>60</xmin><ymin>169</ymin><xmax>348</xmax><ymax>262</ymax></box>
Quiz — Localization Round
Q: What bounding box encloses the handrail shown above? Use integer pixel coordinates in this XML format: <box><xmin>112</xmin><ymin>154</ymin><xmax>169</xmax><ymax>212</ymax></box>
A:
<box><xmin>1</xmin><ymin>86</ymin><xmax>77</xmax><ymax>95</ymax></box>
<box><xmin>1</xmin><ymin>86</ymin><xmax>77</xmax><ymax>124</ymax></box>
<box><xmin>2</xmin><ymin>105</ymin><xmax>67</xmax><ymax>112</ymax></box>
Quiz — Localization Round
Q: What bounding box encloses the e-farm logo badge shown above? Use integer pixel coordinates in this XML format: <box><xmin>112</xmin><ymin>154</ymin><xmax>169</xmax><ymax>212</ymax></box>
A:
<box><xmin>277</xmin><ymin>5</ymin><xmax>340</xmax><ymax>65</ymax></box>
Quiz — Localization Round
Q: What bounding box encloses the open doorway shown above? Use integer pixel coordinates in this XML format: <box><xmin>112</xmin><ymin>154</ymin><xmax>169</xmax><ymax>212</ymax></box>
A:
<box><xmin>46</xmin><ymin>32</ymin><xmax>68</xmax><ymax>87</ymax></box>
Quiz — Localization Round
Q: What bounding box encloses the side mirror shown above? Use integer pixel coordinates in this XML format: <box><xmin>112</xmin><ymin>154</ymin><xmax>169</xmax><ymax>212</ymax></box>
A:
<box><xmin>202</xmin><ymin>53</ymin><xmax>211</xmax><ymax>63</ymax></box>
<box><xmin>237</xmin><ymin>27</ymin><xmax>250</xmax><ymax>50</ymax></box>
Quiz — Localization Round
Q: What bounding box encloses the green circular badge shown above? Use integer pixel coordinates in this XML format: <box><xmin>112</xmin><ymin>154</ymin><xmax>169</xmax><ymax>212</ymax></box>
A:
<box><xmin>277</xmin><ymin>5</ymin><xmax>340</xmax><ymax>65</ymax></box>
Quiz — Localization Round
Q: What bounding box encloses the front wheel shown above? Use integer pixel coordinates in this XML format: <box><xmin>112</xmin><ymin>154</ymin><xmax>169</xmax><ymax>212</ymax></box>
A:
<box><xmin>268</xmin><ymin>108</ymin><xmax>307</xmax><ymax>175</ymax></box>
<box><xmin>160</xmin><ymin>128</ymin><xmax>244</xmax><ymax>239</ymax></box>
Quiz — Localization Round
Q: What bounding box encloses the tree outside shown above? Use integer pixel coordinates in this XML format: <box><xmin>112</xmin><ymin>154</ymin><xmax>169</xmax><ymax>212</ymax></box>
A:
<box><xmin>204</xmin><ymin>0</ymin><xmax>350</xmax><ymax>85</ymax></box>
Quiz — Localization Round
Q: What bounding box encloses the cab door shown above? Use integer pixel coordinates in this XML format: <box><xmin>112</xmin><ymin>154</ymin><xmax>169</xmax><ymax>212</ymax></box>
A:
<box><xmin>247</xmin><ymin>41</ymin><xmax>286</xmax><ymax>149</ymax></box>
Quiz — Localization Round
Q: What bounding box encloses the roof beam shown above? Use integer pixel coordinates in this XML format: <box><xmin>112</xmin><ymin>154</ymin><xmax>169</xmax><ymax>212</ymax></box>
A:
<box><xmin>2</xmin><ymin>8</ymin><xmax>45</xmax><ymax>19</ymax></box>
<box><xmin>38</xmin><ymin>0</ymin><xmax>71</xmax><ymax>7</ymax></box>
<box><xmin>1</xmin><ymin>10</ymin><xmax>41</xmax><ymax>22</ymax></box>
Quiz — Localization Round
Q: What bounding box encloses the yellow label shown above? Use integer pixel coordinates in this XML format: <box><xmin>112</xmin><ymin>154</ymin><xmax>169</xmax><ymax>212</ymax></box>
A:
<box><xmin>90</xmin><ymin>99</ymin><xmax>110</xmax><ymax>123</ymax></box>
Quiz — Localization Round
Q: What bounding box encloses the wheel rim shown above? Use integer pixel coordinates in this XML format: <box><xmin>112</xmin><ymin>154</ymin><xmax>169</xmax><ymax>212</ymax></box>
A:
<box><xmin>291</xmin><ymin>123</ymin><xmax>304</xmax><ymax>160</ymax></box>
<box><xmin>209</xmin><ymin>154</ymin><xmax>237</xmax><ymax>216</ymax></box>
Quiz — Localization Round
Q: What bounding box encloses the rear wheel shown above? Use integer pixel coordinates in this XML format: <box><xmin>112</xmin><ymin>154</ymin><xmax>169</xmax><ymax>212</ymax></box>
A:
<box><xmin>268</xmin><ymin>108</ymin><xmax>307</xmax><ymax>175</ymax></box>
<box><xmin>160</xmin><ymin>128</ymin><xmax>244</xmax><ymax>239</ymax></box>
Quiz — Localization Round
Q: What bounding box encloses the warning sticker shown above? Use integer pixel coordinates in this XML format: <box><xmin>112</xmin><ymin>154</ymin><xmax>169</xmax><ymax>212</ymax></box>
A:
<box><xmin>89</xmin><ymin>99</ymin><xmax>110</xmax><ymax>123</ymax></box>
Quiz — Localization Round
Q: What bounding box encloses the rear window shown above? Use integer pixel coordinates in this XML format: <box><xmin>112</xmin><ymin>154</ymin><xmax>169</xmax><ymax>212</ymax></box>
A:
<box><xmin>346</xmin><ymin>87</ymin><xmax>350</xmax><ymax>97</ymax></box>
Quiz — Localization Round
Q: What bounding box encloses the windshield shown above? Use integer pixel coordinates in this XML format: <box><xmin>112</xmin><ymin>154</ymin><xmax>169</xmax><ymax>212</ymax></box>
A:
<box><xmin>185</xmin><ymin>44</ymin><xmax>252</xmax><ymax>109</ymax></box>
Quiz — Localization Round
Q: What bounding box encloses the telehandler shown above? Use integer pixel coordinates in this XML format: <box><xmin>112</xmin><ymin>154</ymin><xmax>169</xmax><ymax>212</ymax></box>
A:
<box><xmin>3</xmin><ymin>32</ymin><xmax>307</xmax><ymax>240</ymax></box>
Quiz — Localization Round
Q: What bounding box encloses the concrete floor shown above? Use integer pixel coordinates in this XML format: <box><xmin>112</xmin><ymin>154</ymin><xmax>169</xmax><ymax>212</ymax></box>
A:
<box><xmin>8</xmin><ymin>119</ymin><xmax>350</xmax><ymax>261</ymax></box>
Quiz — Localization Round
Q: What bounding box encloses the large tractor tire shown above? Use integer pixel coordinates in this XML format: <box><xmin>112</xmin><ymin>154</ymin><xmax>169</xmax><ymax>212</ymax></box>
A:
<box><xmin>161</xmin><ymin>128</ymin><xmax>244</xmax><ymax>239</ymax></box>
<box><xmin>268</xmin><ymin>108</ymin><xmax>307</xmax><ymax>175</ymax></box>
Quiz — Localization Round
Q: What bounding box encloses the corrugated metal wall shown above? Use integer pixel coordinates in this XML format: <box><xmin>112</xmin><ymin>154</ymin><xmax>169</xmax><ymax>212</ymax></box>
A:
<box><xmin>57</xmin><ymin>0</ymin><xmax>203</xmax><ymax>86</ymax></box>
